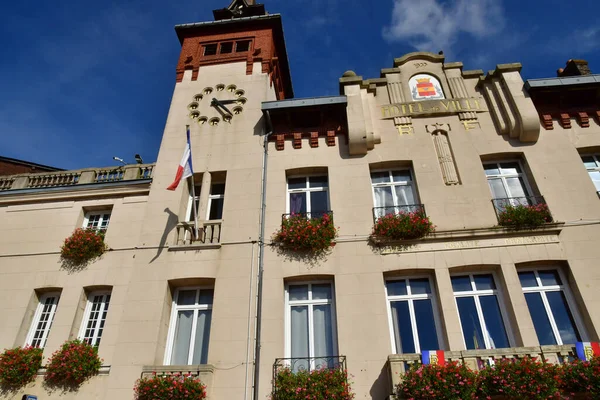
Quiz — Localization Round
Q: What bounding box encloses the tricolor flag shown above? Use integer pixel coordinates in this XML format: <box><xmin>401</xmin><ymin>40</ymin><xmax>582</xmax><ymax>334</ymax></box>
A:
<box><xmin>421</xmin><ymin>350</ymin><xmax>445</xmax><ymax>365</ymax></box>
<box><xmin>576</xmin><ymin>342</ymin><xmax>600</xmax><ymax>361</ymax></box>
<box><xmin>167</xmin><ymin>126</ymin><xmax>193</xmax><ymax>191</ymax></box>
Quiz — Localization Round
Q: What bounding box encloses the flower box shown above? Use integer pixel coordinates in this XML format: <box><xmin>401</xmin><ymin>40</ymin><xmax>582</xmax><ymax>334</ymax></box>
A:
<box><xmin>497</xmin><ymin>203</ymin><xmax>553</xmax><ymax>229</ymax></box>
<box><xmin>272</xmin><ymin>366</ymin><xmax>354</xmax><ymax>400</ymax></box>
<box><xmin>44</xmin><ymin>340</ymin><xmax>102</xmax><ymax>390</ymax></box>
<box><xmin>272</xmin><ymin>213</ymin><xmax>337</xmax><ymax>253</ymax></box>
<box><xmin>0</xmin><ymin>346</ymin><xmax>43</xmax><ymax>390</ymax></box>
<box><xmin>371</xmin><ymin>210</ymin><xmax>434</xmax><ymax>242</ymax></box>
<box><xmin>60</xmin><ymin>228</ymin><xmax>108</xmax><ymax>267</ymax></box>
<box><xmin>134</xmin><ymin>374</ymin><xmax>207</xmax><ymax>400</ymax></box>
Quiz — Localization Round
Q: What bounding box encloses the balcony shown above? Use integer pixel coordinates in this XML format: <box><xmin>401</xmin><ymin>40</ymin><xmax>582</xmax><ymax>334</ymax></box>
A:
<box><xmin>272</xmin><ymin>356</ymin><xmax>348</xmax><ymax>399</ymax></box>
<box><xmin>172</xmin><ymin>220</ymin><xmax>222</xmax><ymax>249</ymax></box>
<box><xmin>372</xmin><ymin>204</ymin><xmax>426</xmax><ymax>223</ymax></box>
<box><xmin>491</xmin><ymin>195</ymin><xmax>553</xmax><ymax>229</ymax></box>
<box><xmin>0</xmin><ymin>164</ymin><xmax>154</xmax><ymax>191</ymax></box>
<box><xmin>387</xmin><ymin>345</ymin><xmax>576</xmax><ymax>392</ymax></box>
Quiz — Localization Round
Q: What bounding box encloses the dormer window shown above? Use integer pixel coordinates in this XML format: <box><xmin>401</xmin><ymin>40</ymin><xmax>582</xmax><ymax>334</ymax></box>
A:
<box><xmin>203</xmin><ymin>43</ymin><xmax>217</xmax><ymax>56</ymax></box>
<box><xmin>220</xmin><ymin>42</ymin><xmax>233</xmax><ymax>54</ymax></box>
<box><xmin>236</xmin><ymin>40</ymin><xmax>250</xmax><ymax>52</ymax></box>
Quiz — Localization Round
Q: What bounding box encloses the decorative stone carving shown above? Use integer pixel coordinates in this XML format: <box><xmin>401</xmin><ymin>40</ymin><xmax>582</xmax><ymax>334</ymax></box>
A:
<box><xmin>427</xmin><ymin>124</ymin><xmax>460</xmax><ymax>185</ymax></box>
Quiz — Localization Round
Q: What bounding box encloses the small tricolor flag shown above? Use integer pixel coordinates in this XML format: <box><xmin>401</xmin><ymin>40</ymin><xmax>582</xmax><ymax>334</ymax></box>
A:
<box><xmin>167</xmin><ymin>126</ymin><xmax>193</xmax><ymax>191</ymax></box>
<box><xmin>421</xmin><ymin>350</ymin><xmax>445</xmax><ymax>365</ymax></box>
<box><xmin>576</xmin><ymin>342</ymin><xmax>600</xmax><ymax>361</ymax></box>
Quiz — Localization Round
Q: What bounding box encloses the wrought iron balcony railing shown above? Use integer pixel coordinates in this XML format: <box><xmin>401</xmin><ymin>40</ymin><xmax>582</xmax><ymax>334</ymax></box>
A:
<box><xmin>491</xmin><ymin>195</ymin><xmax>551</xmax><ymax>220</ymax></box>
<box><xmin>272</xmin><ymin>356</ymin><xmax>347</xmax><ymax>397</ymax></box>
<box><xmin>281</xmin><ymin>210</ymin><xmax>333</xmax><ymax>222</ymax></box>
<box><xmin>175</xmin><ymin>221</ymin><xmax>222</xmax><ymax>246</ymax></box>
<box><xmin>372</xmin><ymin>204</ymin><xmax>426</xmax><ymax>223</ymax></box>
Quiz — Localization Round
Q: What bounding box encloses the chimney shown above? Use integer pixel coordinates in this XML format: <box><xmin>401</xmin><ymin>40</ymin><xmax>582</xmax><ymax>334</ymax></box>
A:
<box><xmin>557</xmin><ymin>59</ymin><xmax>592</xmax><ymax>77</ymax></box>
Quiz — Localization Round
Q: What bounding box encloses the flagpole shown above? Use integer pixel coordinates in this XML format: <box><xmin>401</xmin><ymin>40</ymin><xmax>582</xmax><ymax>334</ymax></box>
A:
<box><xmin>187</xmin><ymin>125</ymin><xmax>200</xmax><ymax>241</ymax></box>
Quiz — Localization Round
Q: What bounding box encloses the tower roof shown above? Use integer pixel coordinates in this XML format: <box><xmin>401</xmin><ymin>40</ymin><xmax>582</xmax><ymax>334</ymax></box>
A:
<box><xmin>213</xmin><ymin>0</ymin><xmax>266</xmax><ymax>21</ymax></box>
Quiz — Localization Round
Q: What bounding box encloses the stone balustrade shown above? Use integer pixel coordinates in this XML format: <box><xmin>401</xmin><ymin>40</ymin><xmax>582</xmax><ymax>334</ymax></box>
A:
<box><xmin>0</xmin><ymin>164</ymin><xmax>154</xmax><ymax>191</ymax></box>
<box><xmin>173</xmin><ymin>221</ymin><xmax>222</xmax><ymax>247</ymax></box>
<box><xmin>387</xmin><ymin>344</ymin><xmax>577</xmax><ymax>393</ymax></box>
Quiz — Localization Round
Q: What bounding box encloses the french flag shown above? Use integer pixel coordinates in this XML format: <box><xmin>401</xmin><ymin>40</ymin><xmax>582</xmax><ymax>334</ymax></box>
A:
<box><xmin>575</xmin><ymin>342</ymin><xmax>600</xmax><ymax>361</ymax></box>
<box><xmin>421</xmin><ymin>350</ymin><xmax>445</xmax><ymax>365</ymax></box>
<box><xmin>167</xmin><ymin>126</ymin><xmax>194</xmax><ymax>191</ymax></box>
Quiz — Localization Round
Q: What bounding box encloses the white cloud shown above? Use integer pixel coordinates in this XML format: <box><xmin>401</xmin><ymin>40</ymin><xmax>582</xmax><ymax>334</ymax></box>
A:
<box><xmin>382</xmin><ymin>0</ymin><xmax>505</xmax><ymax>53</ymax></box>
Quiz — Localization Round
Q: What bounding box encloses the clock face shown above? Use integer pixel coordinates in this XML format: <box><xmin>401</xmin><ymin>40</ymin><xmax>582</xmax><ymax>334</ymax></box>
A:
<box><xmin>187</xmin><ymin>84</ymin><xmax>247</xmax><ymax>126</ymax></box>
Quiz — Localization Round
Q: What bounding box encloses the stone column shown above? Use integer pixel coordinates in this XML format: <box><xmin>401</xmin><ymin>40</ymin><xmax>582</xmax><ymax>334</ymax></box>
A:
<box><xmin>435</xmin><ymin>268</ymin><xmax>465</xmax><ymax>350</ymax></box>
<box><xmin>500</xmin><ymin>262</ymin><xmax>539</xmax><ymax>347</ymax></box>
<box><xmin>197</xmin><ymin>171</ymin><xmax>211</xmax><ymax>222</ymax></box>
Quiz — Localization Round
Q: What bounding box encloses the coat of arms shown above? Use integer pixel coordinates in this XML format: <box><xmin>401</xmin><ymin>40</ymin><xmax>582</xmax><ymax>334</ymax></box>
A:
<box><xmin>409</xmin><ymin>74</ymin><xmax>444</xmax><ymax>100</ymax></box>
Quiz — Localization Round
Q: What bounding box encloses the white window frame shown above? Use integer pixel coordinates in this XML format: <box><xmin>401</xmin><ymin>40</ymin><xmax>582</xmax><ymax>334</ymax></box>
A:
<box><xmin>483</xmin><ymin>160</ymin><xmax>534</xmax><ymax>200</ymax></box>
<box><xmin>452</xmin><ymin>272</ymin><xmax>515</xmax><ymax>350</ymax></box>
<box><xmin>186</xmin><ymin>182</ymin><xmax>202</xmax><ymax>222</ymax></box>
<box><xmin>164</xmin><ymin>286</ymin><xmax>213</xmax><ymax>366</ymax></box>
<box><xmin>519</xmin><ymin>267</ymin><xmax>588</xmax><ymax>345</ymax></box>
<box><xmin>384</xmin><ymin>276</ymin><xmax>444</xmax><ymax>354</ymax></box>
<box><xmin>285</xmin><ymin>175</ymin><xmax>330</xmax><ymax>217</ymax></box>
<box><xmin>78</xmin><ymin>291</ymin><xmax>111</xmax><ymax>347</ymax></box>
<box><xmin>25</xmin><ymin>292</ymin><xmax>60</xmax><ymax>348</ymax></box>
<box><xmin>83</xmin><ymin>211</ymin><xmax>111</xmax><ymax>232</ymax></box>
<box><xmin>581</xmin><ymin>154</ymin><xmax>600</xmax><ymax>192</ymax></box>
<box><xmin>370</xmin><ymin>169</ymin><xmax>419</xmax><ymax>214</ymax></box>
<box><xmin>206</xmin><ymin>183</ymin><xmax>225</xmax><ymax>221</ymax></box>
<box><xmin>284</xmin><ymin>281</ymin><xmax>338</xmax><ymax>367</ymax></box>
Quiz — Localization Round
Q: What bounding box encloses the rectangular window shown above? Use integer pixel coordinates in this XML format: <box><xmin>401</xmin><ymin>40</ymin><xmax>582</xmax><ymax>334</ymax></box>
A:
<box><xmin>287</xmin><ymin>176</ymin><xmax>329</xmax><ymax>218</ymax></box>
<box><xmin>371</xmin><ymin>170</ymin><xmax>419</xmax><ymax>219</ymax></box>
<box><xmin>452</xmin><ymin>274</ymin><xmax>511</xmax><ymax>350</ymax></box>
<box><xmin>286</xmin><ymin>283</ymin><xmax>337</xmax><ymax>371</ymax></box>
<box><xmin>235</xmin><ymin>40</ymin><xmax>251</xmax><ymax>52</ymax></box>
<box><xmin>25</xmin><ymin>293</ymin><xmax>60</xmax><ymax>348</ymax></box>
<box><xmin>385</xmin><ymin>278</ymin><xmax>442</xmax><ymax>354</ymax></box>
<box><xmin>207</xmin><ymin>183</ymin><xmax>225</xmax><ymax>220</ymax></box>
<box><xmin>165</xmin><ymin>288</ymin><xmax>213</xmax><ymax>365</ymax></box>
<box><xmin>519</xmin><ymin>269</ymin><xmax>584</xmax><ymax>345</ymax></box>
<box><xmin>79</xmin><ymin>292</ymin><xmax>111</xmax><ymax>347</ymax></box>
<box><xmin>219</xmin><ymin>42</ymin><xmax>233</xmax><ymax>54</ymax></box>
<box><xmin>187</xmin><ymin>183</ymin><xmax>202</xmax><ymax>222</ymax></box>
<box><xmin>581</xmin><ymin>155</ymin><xmax>600</xmax><ymax>192</ymax></box>
<box><xmin>83</xmin><ymin>211</ymin><xmax>111</xmax><ymax>232</ymax></box>
<box><xmin>203</xmin><ymin>43</ymin><xmax>217</xmax><ymax>56</ymax></box>
<box><xmin>484</xmin><ymin>162</ymin><xmax>532</xmax><ymax>202</ymax></box>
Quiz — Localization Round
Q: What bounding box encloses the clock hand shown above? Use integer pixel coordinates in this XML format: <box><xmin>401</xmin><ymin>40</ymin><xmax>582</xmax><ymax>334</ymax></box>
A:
<box><xmin>211</xmin><ymin>98</ymin><xmax>233</xmax><ymax>116</ymax></box>
<box><xmin>218</xmin><ymin>99</ymin><xmax>237</xmax><ymax>105</ymax></box>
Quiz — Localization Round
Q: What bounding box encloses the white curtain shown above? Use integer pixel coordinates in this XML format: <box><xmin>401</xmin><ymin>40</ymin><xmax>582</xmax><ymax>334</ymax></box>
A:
<box><xmin>291</xmin><ymin>306</ymin><xmax>309</xmax><ymax>371</ymax></box>
<box><xmin>394</xmin><ymin>185</ymin><xmax>415</xmax><ymax>208</ymax></box>
<box><xmin>171</xmin><ymin>310</ymin><xmax>193</xmax><ymax>365</ymax></box>
<box><xmin>313</xmin><ymin>305</ymin><xmax>334</xmax><ymax>369</ymax></box>
<box><xmin>192</xmin><ymin>310</ymin><xmax>212</xmax><ymax>364</ymax></box>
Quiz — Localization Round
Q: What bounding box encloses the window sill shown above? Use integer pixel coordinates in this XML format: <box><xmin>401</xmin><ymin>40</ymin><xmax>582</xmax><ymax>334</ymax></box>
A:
<box><xmin>37</xmin><ymin>365</ymin><xmax>111</xmax><ymax>376</ymax></box>
<box><xmin>168</xmin><ymin>243</ymin><xmax>221</xmax><ymax>251</ymax></box>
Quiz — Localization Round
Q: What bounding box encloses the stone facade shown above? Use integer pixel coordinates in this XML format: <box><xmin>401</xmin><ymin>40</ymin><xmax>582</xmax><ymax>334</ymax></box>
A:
<box><xmin>1</xmin><ymin>3</ymin><xmax>600</xmax><ymax>400</ymax></box>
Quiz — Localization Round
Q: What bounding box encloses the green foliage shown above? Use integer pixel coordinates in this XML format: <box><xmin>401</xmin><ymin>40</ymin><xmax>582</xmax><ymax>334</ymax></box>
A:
<box><xmin>497</xmin><ymin>203</ymin><xmax>553</xmax><ymax>229</ymax></box>
<box><xmin>44</xmin><ymin>340</ymin><xmax>102</xmax><ymax>390</ymax></box>
<box><xmin>397</xmin><ymin>361</ymin><xmax>477</xmax><ymax>400</ymax></box>
<box><xmin>272</xmin><ymin>367</ymin><xmax>354</xmax><ymax>400</ymax></box>
<box><xmin>371</xmin><ymin>211</ymin><xmax>435</xmax><ymax>241</ymax></box>
<box><xmin>558</xmin><ymin>357</ymin><xmax>600</xmax><ymax>399</ymax></box>
<box><xmin>60</xmin><ymin>228</ymin><xmax>108</xmax><ymax>267</ymax></box>
<box><xmin>0</xmin><ymin>346</ymin><xmax>43</xmax><ymax>390</ymax></box>
<box><xmin>272</xmin><ymin>213</ymin><xmax>337</xmax><ymax>253</ymax></box>
<box><xmin>134</xmin><ymin>374</ymin><xmax>207</xmax><ymax>400</ymax></box>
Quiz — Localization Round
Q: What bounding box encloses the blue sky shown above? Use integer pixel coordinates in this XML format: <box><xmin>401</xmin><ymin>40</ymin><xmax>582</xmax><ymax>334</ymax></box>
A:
<box><xmin>1</xmin><ymin>0</ymin><xmax>598</xmax><ymax>170</ymax></box>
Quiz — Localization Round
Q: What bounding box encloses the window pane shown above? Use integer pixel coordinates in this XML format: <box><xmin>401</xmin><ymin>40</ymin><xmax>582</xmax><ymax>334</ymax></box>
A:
<box><xmin>312</xmin><ymin>284</ymin><xmax>332</xmax><ymax>300</ymax></box>
<box><xmin>394</xmin><ymin>185</ymin><xmax>415</xmax><ymax>206</ymax></box>
<box><xmin>518</xmin><ymin>271</ymin><xmax>538</xmax><ymax>288</ymax></box>
<box><xmin>211</xmin><ymin>183</ymin><xmax>225</xmax><ymax>195</ymax></box>
<box><xmin>539</xmin><ymin>270</ymin><xmax>562</xmax><ymax>286</ymax></box>
<box><xmin>373</xmin><ymin>186</ymin><xmax>394</xmax><ymax>209</ymax></box>
<box><xmin>484</xmin><ymin>165</ymin><xmax>500</xmax><ymax>176</ymax></box>
<box><xmin>409</xmin><ymin>279</ymin><xmax>431</xmax><ymax>295</ymax></box>
<box><xmin>310</xmin><ymin>191</ymin><xmax>328</xmax><ymax>215</ymax></box>
<box><xmin>289</xmin><ymin>192</ymin><xmax>306</xmax><ymax>214</ymax></box>
<box><xmin>524</xmin><ymin>292</ymin><xmax>557</xmax><ymax>345</ymax></box>
<box><xmin>289</xmin><ymin>285</ymin><xmax>308</xmax><ymax>301</ymax></box>
<box><xmin>171</xmin><ymin>310</ymin><xmax>194</xmax><ymax>365</ymax></box>
<box><xmin>199</xmin><ymin>289</ymin><xmax>214</xmax><ymax>305</ymax></box>
<box><xmin>488</xmin><ymin>178</ymin><xmax>508</xmax><ymax>199</ymax></box>
<box><xmin>220</xmin><ymin>42</ymin><xmax>233</xmax><ymax>54</ymax></box>
<box><xmin>505</xmin><ymin>177</ymin><xmax>528</xmax><ymax>198</ymax></box>
<box><xmin>209</xmin><ymin>198</ymin><xmax>224</xmax><ymax>220</ymax></box>
<box><xmin>588</xmin><ymin>171</ymin><xmax>600</xmax><ymax>190</ymax></box>
<box><xmin>371</xmin><ymin>171</ymin><xmax>391</xmax><ymax>184</ymax></box>
<box><xmin>414</xmin><ymin>299</ymin><xmax>439</xmax><ymax>350</ymax></box>
<box><xmin>546</xmin><ymin>291</ymin><xmax>580</xmax><ymax>344</ymax></box>
<box><xmin>456</xmin><ymin>297</ymin><xmax>485</xmax><ymax>350</ymax></box>
<box><xmin>313</xmin><ymin>305</ymin><xmax>334</xmax><ymax>358</ymax></box>
<box><xmin>290</xmin><ymin>306</ymin><xmax>309</xmax><ymax>370</ymax></box>
<box><xmin>192</xmin><ymin>310</ymin><xmax>212</xmax><ymax>364</ymax></box>
<box><xmin>479</xmin><ymin>295</ymin><xmax>510</xmax><ymax>349</ymax></box>
<box><xmin>390</xmin><ymin>301</ymin><xmax>415</xmax><ymax>353</ymax></box>
<box><xmin>386</xmin><ymin>280</ymin><xmax>407</xmax><ymax>296</ymax></box>
<box><xmin>309</xmin><ymin>176</ymin><xmax>328</xmax><ymax>188</ymax></box>
<box><xmin>582</xmin><ymin>156</ymin><xmax>597</xmax><ymax>169</ymax></box>
<box><xmin>473</xmin><ymin>274</ymin><xmax>496</xmax><ymax>291</ymax></box>
<box><xmin>500</xmin><ymin>162</ymin><xmax>522</xmax><ymax>175</ymax></box>
<box><xmin>288</xmin><ymin>177</ymin><xmax>307</xmax><ymax>190</ymax></box>
<box><xmin>177</xmin><ymin>290</ymin><xmax>197</xmax><ymax>306</ymax></box>
<box><xmin>451</xmin><ymin>276</ymin><xmax>472</xmax><ymax>292</ymax></box>
<box><xmin>392</xmin><ymin>170</ymin><xmax>412</xmax><ymax>182</ymax></box>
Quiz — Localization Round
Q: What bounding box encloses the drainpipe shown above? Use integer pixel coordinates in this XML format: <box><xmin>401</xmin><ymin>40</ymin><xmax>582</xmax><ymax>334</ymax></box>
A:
<box><xmin>252</xmin><ymin>110</ymin><xmax>273</xmax><ymax>400</ymax></box>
